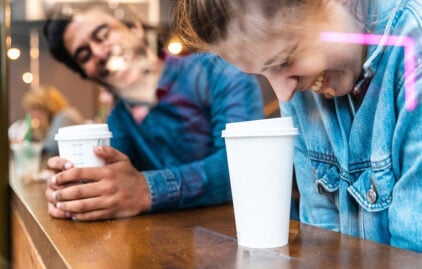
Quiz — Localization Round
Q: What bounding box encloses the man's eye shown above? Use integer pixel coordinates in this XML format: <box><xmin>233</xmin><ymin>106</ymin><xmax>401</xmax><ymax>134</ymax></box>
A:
<box><xmin>94</xmin><ymin>26</ymin><xmax>110</xmax><ymax>42</ymax></box>
<box><xmin>76</xmin><ymin>48</ymin><xmax>91</xmax><ymax>64</ymax></box>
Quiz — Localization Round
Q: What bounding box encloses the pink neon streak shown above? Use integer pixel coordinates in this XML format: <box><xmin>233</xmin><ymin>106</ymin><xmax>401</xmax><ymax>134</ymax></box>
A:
<box><xmin>320</xmin><ymin>32</ymin><xmax>417</xmax><ymax>111</ymax></box>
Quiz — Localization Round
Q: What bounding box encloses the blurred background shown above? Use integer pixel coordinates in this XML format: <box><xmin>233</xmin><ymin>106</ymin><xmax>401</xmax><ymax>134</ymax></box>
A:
<box><xmin>8</xmin><ymin>0</ymin><xmax>279</xmax><ymax>125</ymax></box>
<box><xmin>9</xmin><ymin>0</ymin><xmax>170</xmax><ymax>124</ymax></box>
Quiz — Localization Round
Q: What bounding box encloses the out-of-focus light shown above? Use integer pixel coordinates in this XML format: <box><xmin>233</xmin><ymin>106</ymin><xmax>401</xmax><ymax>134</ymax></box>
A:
<box><xmin>22</xmin><ymin>72</ymin><xmax>33</xmax><ymax>84</ymax></box>
<box><xmin>7</xmin><ymin>48</ymin><xmax>21</xmax><ymax>60</ymax></box>
<box><xmin>167</xmin><ymin>40</ymin><xmax>183</xmax><ymax>55</ymax></box>
<box><xmin>62</xmin><ymin>5</ymin><xmax>73</xmax><ymax>16</ymax></box>
<box><xmin>114</xmin><ymin>8</ymin><xmax>125</xmax><ymax>20</ymax></box>
<box><xmin>30</xmin><ymin>48</ymin><xmax>39</xmax><ymax>59</ymax></box>
<box><xmin>108</xmin><ymin>1</ymin><xmax>119</xmax><ymax>9</ymax></box>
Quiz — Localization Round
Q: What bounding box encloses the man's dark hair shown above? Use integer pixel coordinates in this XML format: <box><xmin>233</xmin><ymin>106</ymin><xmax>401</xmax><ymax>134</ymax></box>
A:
<box><xmin>43</xmin><ymin>17</ymin><xmax>88</xmax><ymax>78</ymax></box>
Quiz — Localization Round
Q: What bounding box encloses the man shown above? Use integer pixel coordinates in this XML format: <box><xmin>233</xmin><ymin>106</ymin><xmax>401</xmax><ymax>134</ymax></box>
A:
<box><xmin>43</xmin><ymin>6</ymin><xmax>264</xmax><ymax>221</ymax></box>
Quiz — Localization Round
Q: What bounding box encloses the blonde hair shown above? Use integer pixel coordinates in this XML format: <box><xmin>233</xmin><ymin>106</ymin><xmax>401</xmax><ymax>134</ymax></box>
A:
<box><xmin>22</xmin><ymin>86</ymin><xmax>69</xmax><ymax>121</ymax></box>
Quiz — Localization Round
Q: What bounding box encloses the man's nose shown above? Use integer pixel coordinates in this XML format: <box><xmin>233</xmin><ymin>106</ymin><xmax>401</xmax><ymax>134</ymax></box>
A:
<box><xmin>90</xmin><ymin>42</ymin><xmax>109</xmax><ymax>61</ymax></box>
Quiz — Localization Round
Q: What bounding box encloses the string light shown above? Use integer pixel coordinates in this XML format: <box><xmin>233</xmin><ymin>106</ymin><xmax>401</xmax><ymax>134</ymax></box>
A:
<box><xmin>22</xmin><ymin>72</ymin><xmax>33</xmax><ymax>84</ymax></box>
<box><xmin>167</xmin><ymin>37</ymin><xmax>183</xmax><ymax>55</ymax></box>
<box><xmin>7</xmin><ymin>48</ymin><xmax>21</xmax><ymax>60</ymax></box>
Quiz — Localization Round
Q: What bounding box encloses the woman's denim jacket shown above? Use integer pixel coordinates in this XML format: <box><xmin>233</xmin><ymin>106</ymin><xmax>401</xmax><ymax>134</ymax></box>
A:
<box><xmin>280</xmin><ymin>0</ymin><xmax>422</xmax><ymax>252</ymax></box>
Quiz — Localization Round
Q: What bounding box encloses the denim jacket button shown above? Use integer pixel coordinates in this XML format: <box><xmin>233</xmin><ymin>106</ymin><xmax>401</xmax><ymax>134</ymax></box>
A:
<box><xmin>366</xmin><ymin>188</ymin><xmax>377</xmax><ymax>204</ymax></box>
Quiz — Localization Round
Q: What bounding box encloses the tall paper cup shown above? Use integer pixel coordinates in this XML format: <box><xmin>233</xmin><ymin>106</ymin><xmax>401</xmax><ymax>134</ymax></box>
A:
<box><xmin>222</xmin><ymin>117</ymin><xmax>298</xmax><ymax>248</ymax></box>
<box><xmin>55</xmin><ymin>123</ymin><xmax>113</xmax><ymax>167</ymax></box>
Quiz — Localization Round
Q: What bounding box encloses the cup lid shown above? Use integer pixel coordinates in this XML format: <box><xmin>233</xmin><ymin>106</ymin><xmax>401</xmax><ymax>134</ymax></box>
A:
<box><xmin>222</xmin><ymin>117</ymin><xmax>298</xmax><ymax>137</ymax></box>
<box><xmin>55</xmin><ymin>123</ymin><xmax>113</xmax><ymax>141</ymax></box>
<box><xmin>224</xmin><ymin>117</ymin><xmax>294</xmax><ymax>132</ymax></box>
<box><xmin>222</xmin><ymin>128</ymin><xmax>298</xmax><ymax>138</ymax></box>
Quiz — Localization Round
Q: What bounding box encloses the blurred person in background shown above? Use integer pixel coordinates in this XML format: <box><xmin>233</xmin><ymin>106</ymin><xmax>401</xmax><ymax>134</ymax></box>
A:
<box><xmin>9</xmin><ymin>85</ymin><xmax>84</xmax><ymax>157</ymax></box>
<box><xmin>42</xmin><ymin>5</ymin><xmax>264</xmax><ymax>221</ymax></box>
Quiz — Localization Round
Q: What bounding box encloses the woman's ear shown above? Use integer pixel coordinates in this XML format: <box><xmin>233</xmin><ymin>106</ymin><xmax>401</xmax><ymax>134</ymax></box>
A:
<box><xmin>130</xmin><ymin>21</ymin><xmax>145</xmax><ymax>40</ymax></box>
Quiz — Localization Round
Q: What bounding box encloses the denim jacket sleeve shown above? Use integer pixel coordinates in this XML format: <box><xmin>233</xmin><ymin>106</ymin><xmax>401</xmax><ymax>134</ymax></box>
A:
<box><xmin>381</xmin><ymin>0</ymin><xmax>422</xmax><ymax>252</ymax></box>
<box><xmin>143</xmin><ymin>56</ymin><xmax>264</xmax><ymax>212</ymax></box>
<box><xmin>389</xmin><ymin>47</ymin><xmax>422</xmax><ymax>252</ymax></box>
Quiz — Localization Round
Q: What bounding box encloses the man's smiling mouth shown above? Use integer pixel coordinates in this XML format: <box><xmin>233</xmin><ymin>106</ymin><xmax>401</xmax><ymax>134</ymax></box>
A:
<box><xmin>106</xmin><ymin>56</ymin><xmax>128</xmax><ymax>73</ymax></box>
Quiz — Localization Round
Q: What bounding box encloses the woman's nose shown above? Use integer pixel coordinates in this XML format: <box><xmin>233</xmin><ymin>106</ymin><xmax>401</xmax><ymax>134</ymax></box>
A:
<box><xmin>266</xmin><ymin>73</ymin><xmax>299</xmax><ymax>102</ymax></box>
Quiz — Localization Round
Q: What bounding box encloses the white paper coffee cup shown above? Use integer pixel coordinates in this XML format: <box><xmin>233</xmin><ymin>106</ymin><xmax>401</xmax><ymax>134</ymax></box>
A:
<box><xmin>222</xmin><ymin>117</ymin><xmax>298</xmax><ymax>248</ymax></box>
<box><xmin>55</xmin><ymin>123</ymin><xmax>113</xmax><ymax>167</ymax></box>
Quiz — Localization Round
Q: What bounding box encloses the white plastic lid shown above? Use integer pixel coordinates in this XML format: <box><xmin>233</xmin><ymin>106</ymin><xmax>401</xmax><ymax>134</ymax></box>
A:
<box><xmin>222</xmin><ymin>117</ymin><xmax>298</xmax><ymax>137</ymax></box>
<box><xmin>222</xmin><ymin>128</ymin><xmax>298</xmax><ymax>138</ymax></box>
<box><xmin>55</xmin><ymin>123</ymin><xmax>113</xmax><ymax>141</ymax></box>
<box><xmin>224</xmin><ymin>117</ymin><xmax>294</xmax><ymax>132</ymax></box>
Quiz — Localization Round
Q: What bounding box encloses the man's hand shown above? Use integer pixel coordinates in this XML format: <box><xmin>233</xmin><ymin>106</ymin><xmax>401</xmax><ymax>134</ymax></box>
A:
<box><xmin>45</xmin><ymin>146</ymin><xmax>151</xmax><ymax>221</ymax></box>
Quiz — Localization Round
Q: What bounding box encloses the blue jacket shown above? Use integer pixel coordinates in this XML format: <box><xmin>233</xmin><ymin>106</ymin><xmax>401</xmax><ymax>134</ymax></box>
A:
<box><xmin>281</xmin><ymin>0</ymin><xmax>422</xmax><ymax>252</ymax></box>
<box><xmin>108</xmin><ymin>52</ymin><xmax>264</xmax><ymax>212</ymax></box>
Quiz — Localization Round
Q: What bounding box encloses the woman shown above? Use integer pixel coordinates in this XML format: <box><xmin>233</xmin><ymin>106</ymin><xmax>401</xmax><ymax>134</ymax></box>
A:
<box><xmin>174</xmin><ymin>0</ymin><xmax>422</xmax><ymax>252</ymax></box>
<box><xmin>22</xmin><ymin>85</ymin><xmax>84</xmax><ymax>156</ymax></box>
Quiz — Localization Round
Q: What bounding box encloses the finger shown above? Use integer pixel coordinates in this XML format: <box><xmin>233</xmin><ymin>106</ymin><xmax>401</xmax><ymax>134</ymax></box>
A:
<box><xmin>48</xmin><ymin>173</ymin><xmax>85</xmax><ymax>189</ymax></box>
<box><xmin>47</xmin><ymin>175</ymin><xmax>59</xmax><ymax>190</ymax></box>
<box><xmin>53</xmin><ymin>166</ymin><xmax>103</xmax><ymax>187</ymax></box>
<box><xmin>56</xmin><ymin>195</ymin><xmax>113</xmax><ymax>216</ymax></box>
<box><xmin>54</xmin><ymin>181</ymin><xmax>106</xmax><ymax>202</ymax></box>
<box><xmin>71</xmin><ymin>209</ymin><xmax>115</xmax><ymax>221</ymax></box>
<box><xmin>45</xmin><ymin>183</ymin><xmax>74</xmax><ymax>202</ymax></box>
<box><xmin>47</xmin><ymin>156</ymin><xmax>73</xmax><ymax>172</ymax></box>
<box><xmin>93</xmin><ymin>146</ymin><xmax>130</xmax><ymax>164</ymax></box>
<box><xmin>45</xmin><ymin>186</ymin><xmax>58</xmax><ymax>203</ymax></box>
<box><xmin>47</xmin><ymin>202</ymin><xmax>72</xmax><ymax>219</ymax></box>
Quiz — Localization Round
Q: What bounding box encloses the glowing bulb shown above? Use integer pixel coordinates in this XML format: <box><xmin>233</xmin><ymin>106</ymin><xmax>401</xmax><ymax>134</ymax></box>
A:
<box><xmin>7</xmin><ymin>48</ymin><xmax>21</xmax><ymax>60</ymax></box>
<box><xmin>22</xmin><ymin>72</ymin><xmax>33</xmax><ymax>84</ymax></box>
<box><xmin>167</xmin><ymin>41</ymin><xmax>183</xmax><ymax>55</ymax></box>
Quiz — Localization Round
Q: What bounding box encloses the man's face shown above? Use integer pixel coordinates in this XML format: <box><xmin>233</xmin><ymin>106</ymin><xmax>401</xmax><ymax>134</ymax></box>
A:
<box><xmin>63</xmin><ymin>9</ymin><xmax>156</xmax><ymax>92</ymax></box>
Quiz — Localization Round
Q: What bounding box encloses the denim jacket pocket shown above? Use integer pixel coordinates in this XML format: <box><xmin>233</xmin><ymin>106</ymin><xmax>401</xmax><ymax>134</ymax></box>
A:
<box><xmin>348</xmin><ymin>159</ymin><xmax>395</xmax><ymax>212</ymax></box>
<box><xmin>310</xmin><ymin>157</ymin><xmax>341</xmax><ymax>193</ymax></box>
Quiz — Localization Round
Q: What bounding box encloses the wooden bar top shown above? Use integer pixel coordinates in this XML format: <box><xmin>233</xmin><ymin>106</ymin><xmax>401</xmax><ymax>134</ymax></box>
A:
<box><xmin>10</xmin><ymin>177</ymin><xmax>422</xmax><ymax>268</ymax></box>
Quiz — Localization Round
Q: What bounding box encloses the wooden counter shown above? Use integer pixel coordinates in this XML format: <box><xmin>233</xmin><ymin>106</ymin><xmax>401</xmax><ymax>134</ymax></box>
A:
<box><xmin>10</xmin><ymin>177</ymin><xmax>422</xmax><ymax>268</ymax></box>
